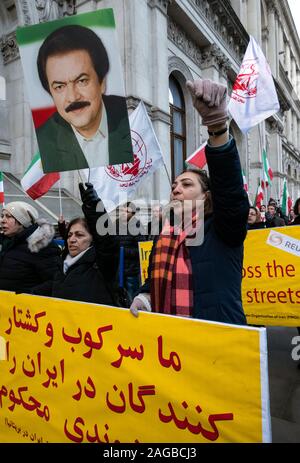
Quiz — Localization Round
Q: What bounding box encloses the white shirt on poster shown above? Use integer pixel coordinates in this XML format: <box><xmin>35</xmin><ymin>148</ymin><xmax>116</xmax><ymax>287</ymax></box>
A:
<box><xmin>71</xmin><ymin>105</ymin><xmax>109</xmax><ymax>167</ymax></box>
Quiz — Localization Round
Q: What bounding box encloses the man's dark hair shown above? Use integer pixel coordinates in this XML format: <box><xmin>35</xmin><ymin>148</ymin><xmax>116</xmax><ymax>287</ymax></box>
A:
<box><xmin>37</xmin><ymin>24</ymin><xmax>109</xmax><ymax>93</ymax></box>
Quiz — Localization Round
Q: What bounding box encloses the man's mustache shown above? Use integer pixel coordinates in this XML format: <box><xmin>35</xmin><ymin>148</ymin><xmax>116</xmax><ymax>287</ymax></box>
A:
<box><xmin>65</xmin><ymin>101</ymin><xmax>91</xmax><ymax>113</ymax></box>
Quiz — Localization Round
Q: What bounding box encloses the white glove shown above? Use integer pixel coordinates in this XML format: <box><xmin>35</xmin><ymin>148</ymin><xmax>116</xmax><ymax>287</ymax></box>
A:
<box><xmin>130</xmin><ymin>293</ymin><xmax>152</xmax><ymax>317</ymax></box>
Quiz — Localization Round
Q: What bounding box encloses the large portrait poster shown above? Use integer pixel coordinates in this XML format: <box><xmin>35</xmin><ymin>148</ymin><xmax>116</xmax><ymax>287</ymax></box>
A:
<box><xmin>16</xmin><ymin>9</ymin><xmax>133</xmax><ymax>173</ymax></box>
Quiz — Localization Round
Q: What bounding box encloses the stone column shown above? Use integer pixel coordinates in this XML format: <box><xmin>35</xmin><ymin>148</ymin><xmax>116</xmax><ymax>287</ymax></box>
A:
<box><xmin>268</xmin><ymin>123</ymin><xmax>283</xmax><ymax>200</ymax></box>
<box><xmin>286</xmin><ymin>110</ymin><xmax>292</xmax><ymax>142</ymax></box>
<box><xmin>291</xmin><ymin>56</ymin><xmax>297</xmax><ymax>92</ymax></box>
<box><xmin>297</xmin><ymin>69</ymin><xmax>300</xmax><ymax>99</ymax></box>
<box><xmin>201</xmin><ymin>44</ymin><xmax>224</xmax><ymax>82</ymax></box>
<box><xmin>285</xmin><ymin>40</ymin><xmax>291</xmax><ymax>81</ymax></box>
<box><xmin>147</xmin><ymin>0</ymin><xmax>172</xmax><ymax>202</ymax></box>
<box><xmin>293</xmin><ymin>113</ymin><xmax>298</xmax><ymax>147</ymax></box>
<box><xmin>267</xmin><ymin>1</ymin><xmax>277</xmax><ymax>77</ymax></box>
<box><xmin>247</xmin><ymin>0</ymin><xmax>261</xmax><ymax>42</ymax></box>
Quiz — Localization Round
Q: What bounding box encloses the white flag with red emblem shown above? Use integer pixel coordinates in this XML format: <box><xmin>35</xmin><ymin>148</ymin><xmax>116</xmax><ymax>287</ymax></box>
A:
<box><xmin>228</xmin><ymin>36</ymin><xmax>280</xmax><ymax>133</ymax></box>
<box><xmin>86</xmin><ymin>101</ymin><xmax>165</xmax><ymax>212</ymax></box>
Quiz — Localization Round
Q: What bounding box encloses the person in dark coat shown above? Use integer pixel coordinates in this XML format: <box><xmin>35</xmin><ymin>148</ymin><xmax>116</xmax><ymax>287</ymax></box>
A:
<box><xmin>33</xmin><ymin>183</ymin><xmax>119</xmax><ymax>305</ymax></box>
<box><xmin>247</xmin><ymin>206</ymin><xmax>266</xmax><ymax>230</ymax></box>
<box><xmin>0</xmin><ymin>201</ymin><xmax>60</xmax><ymax>293</ymax></box>
<box><xmin>289</xmin><ymin>198</ymin><xmax>300</xmax><ymax>225</ymax></box>
<box><xmin>129</xmin><ymin>78</ymin><xmax>249</xmax><ymax>325</ymax></box>
<box><xmin>265</xmin><ymin>204</ymin><xmax>286</xmax><ymax>227</ymax></box>
<box><xmin>115</xmin><ymin>202</ymin><xmax>147</xmax><ymax>304</ymax></box>
<box><xmin>147</xmin><ymin>203</ymin><xmax>163</xmax><ymax>240</ymax></box>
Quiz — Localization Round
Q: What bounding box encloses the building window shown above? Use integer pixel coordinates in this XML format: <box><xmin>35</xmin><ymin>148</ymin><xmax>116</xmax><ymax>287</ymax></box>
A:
<box><xmin>169</xmin><ymin>75</ymin><xmax>186</xmax><ymax>181</ymax></box>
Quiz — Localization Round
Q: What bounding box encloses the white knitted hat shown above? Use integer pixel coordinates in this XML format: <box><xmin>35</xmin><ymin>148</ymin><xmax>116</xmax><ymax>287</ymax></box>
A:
<box><xmin>4</xmin><ymin>201</ymin><xmax>39</xmax><ymax>228</ymax></box>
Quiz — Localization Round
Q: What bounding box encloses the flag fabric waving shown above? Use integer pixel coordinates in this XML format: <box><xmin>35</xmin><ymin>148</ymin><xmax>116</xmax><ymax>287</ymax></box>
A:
<box><xmin>255</xmin><ymin>183</ymin><xmax>264</xmax><ymax>209</ymax></box>
<box><xmin>21</xmin><ymin>153</ymin><xmax>60</xmax><ymax>200</ymax></box>
<box><xmin>242</xmin><ymin>169</ymin><xmax>248</xmax><ymax>192</ymax></box>
<box><xmin>87</xmin><ymin>101</ymin><xmax>165</xmax><ymax>212</ymax></box>
<box><xmin>185</xmin><ymin>142</ymin><xmax>207</xmax><ymax>170</ymax></box>
<box><xmin>228</xmin><ymin>36</ymin><xmax>280</xmax><ymax>133</ymax></box>
<box><xmin>280</xmin><ymin>178</ymin><xmax>292</xmax><ymax>216</ymax></box>
<box><xmin>0</xmin><ymin>172</ymin><xmax>4</xmax><ymax>204</ymax></box>
<box><xmin>262</xmin><ymin>149</ymin><xmax>273</xmax><ymax>188</ymax></box>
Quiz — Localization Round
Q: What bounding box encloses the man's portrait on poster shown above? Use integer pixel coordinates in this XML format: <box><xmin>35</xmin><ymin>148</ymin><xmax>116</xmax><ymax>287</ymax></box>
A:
<box><xmin>35</xmin><ymin>24</ymin><xmax>133</xmax><ymax>173</ymax></box>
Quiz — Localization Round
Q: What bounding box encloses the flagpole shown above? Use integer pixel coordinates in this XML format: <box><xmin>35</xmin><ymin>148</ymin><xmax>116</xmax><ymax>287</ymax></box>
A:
<box><xmin>258</xmin><ymin>124</ymin><xmax>268</xmax><ymax>206</ymax></box>
<box><xmin>78</xmin><ymin>170</ymin><xmax>85</xmax><ymax>184</ymax></box>
<box><xmin>162</xmin><ymin>161</ymin><xmax>172</xmax><ymax>187</ymax></box>
<box><xmin>58</xmin><ymin>177</ymin><xmax>62</xmax><ymax>217</ymax></box>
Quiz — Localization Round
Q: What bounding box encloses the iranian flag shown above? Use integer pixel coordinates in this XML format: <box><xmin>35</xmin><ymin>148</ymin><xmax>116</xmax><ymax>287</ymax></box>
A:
<box><xmin>255</xmin><ymin>183</ymin><xmax>264</xmax><ymax>209</ymax></box>
<box><xmin>185</xmin><ymin>142</ymin><xmax>207</xmax><ymax>169</ymax></box>
<box><xmin>280</xmin><ymin>178</ymin><xmax>292</xmax><ymax>216</ymax></box>
<box><xmin>242</xmin><ymin>169</ymin><xmax>248</xmax><ymax>192</ymax></box>
<box><xmin>262</xmin><ymin>149</ymin><xmax>273</xmax><ymax>187</ymax></box>
<box><xmin>16</xmin><ymin>9</ymin><xmax>124</xmax><ymax>132</ymax></box>
<box><xmin>0</xmin><ymin>172</ymin><xmax>4</xmax><ymax>204</ymax></box>
<box><xmin>21</xmin><ymin>153</ymin><xmax>60</xmax><ymax>200</ymax></box>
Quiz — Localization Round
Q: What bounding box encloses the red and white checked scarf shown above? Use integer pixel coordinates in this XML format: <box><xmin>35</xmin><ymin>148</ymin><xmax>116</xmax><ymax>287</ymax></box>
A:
<box><xmin>150</xmin><ymin>215</ymin><xmax>198</xmax><ymax>317</ymax></box>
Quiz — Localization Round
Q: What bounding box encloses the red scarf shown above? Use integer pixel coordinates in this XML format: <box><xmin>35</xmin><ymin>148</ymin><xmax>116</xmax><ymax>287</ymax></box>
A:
<box><xmin>150</xmin><ymin>214</ymin><xmax>198</xmax><ymax>317</ymax></box>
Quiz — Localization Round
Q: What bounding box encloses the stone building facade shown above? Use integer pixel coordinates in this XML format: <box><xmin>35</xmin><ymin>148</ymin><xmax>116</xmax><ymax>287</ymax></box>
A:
<box><xmin>0</xmin><ymin>0</ymin><xmax>299</xmax><ymax>218</ymax></box>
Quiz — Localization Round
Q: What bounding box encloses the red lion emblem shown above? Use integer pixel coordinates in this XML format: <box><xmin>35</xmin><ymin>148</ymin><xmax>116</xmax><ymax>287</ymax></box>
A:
<box><xmin>232</xmin><ymin>58</ymin><xmax>258</xmax><ymax>99</ymax></box>
<box><xmin>105</xmin><ymin>130</ymin><xmax>148</xmax><ymax>182</ymax></box>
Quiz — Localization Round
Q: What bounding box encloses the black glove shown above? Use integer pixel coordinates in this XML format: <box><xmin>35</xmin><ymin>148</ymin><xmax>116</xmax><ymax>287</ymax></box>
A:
<box><xmin>79</xmin><ymin>182</ymin><xmax>99</xmax><ymax>209</ymax></box>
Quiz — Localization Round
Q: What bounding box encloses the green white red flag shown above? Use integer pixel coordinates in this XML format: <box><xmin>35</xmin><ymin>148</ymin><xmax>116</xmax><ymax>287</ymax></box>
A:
<box><xmin>21</xmin><ymin>153</ymin><xmax>60</xmax><ymax>200</ymax></box>
<box><xmin>280</xmin><ymin>178</ymin><xmax>292</xmax><ymax>216</ymax></box>
<box><xmin>262</xmin><ymin>149</ymin><xmax>273</xmax><ymax>188</ymax></box>
<box><xmin>185</xmin><ymin>142</ymin><xmax>207</xmax><ymax>169</ymax></box>
<box><xmin>255</xmin><ymin>183</ymin><xmax>264</xmax><ymax>209</ymax></box>
<box><xmin>242</xmin><ymin>169</ymin><xmax>248</xmax><ymax>192</ymax></box>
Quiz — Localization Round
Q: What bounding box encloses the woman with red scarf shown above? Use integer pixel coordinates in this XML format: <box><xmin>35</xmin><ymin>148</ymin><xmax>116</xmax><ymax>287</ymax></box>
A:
<box><xmin>130</xmin><ymin>78</ymin><xmax>249</xmax><ymax>325</ymax></box>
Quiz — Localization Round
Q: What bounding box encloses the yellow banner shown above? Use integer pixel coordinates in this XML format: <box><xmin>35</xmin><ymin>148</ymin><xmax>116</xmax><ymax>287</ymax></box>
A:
<box><xmin>138</xmin><ymin>241</ymin><xmax>154</xmax><ymax>285</ymax></box>
<box><xmin>0</xmin><ymin>292</ymin><xmax>269</xmax><ymax>443</ymax></box>
<box><xmin>137</xmin><ymin>227</ymin><xmax>300</xmax><ymax>326</ymax></box>
<box><xmin>243</xmin><ymin>226</ymin><xmax>300</xmax><ymax>326</ymax></box>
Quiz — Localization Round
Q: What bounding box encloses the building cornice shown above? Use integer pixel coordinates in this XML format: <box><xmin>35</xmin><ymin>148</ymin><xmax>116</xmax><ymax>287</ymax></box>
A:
<box><xmin>188</xmin><ymin>0</ymin><xmax>249</xmax><ymax>64</ymax></box>
<box><xmin>168</xmin><ymin>18</ymin><xmax>202</xmax><ymax>66</ymax></box>
<box><xmin>148</xmin><ymin>0</ymin><xmax>173</xmax><ymax>16</ymax></box>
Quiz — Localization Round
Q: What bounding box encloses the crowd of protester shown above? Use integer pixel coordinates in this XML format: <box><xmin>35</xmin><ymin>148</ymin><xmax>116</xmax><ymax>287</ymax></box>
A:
<box><xmin>0</xmin><ymin>78</ymin><xmax>299</xmax><ymax>335</ymax></box>
<box><xmin>247</xmin><ymin>197</ymin><xmax>300</xmax><ymax>230</ymax></box>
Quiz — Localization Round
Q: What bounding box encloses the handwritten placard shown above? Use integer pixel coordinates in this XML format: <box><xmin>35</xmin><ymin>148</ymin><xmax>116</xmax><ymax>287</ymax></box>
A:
<box><xmin>0</xmin><ymin>291</ymin><xmax>270</xmax><ymax>442</ymax></box>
